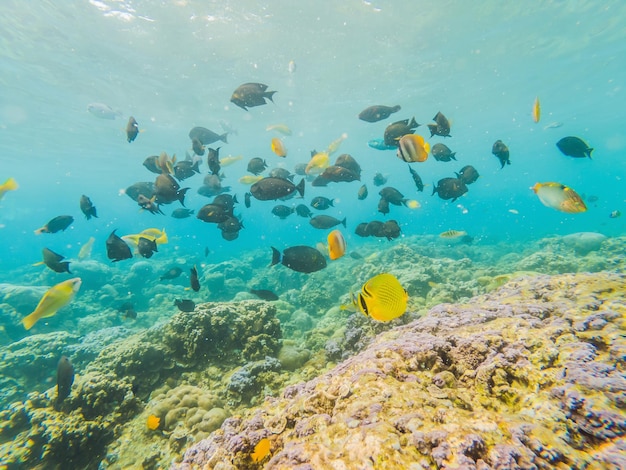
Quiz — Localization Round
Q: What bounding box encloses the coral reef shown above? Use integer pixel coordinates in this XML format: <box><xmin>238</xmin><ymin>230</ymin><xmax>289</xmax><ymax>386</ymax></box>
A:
<box><xmin>174</xmin><ymin>272</ymin><xmax>625</xmax><ymax>469</ymax></box>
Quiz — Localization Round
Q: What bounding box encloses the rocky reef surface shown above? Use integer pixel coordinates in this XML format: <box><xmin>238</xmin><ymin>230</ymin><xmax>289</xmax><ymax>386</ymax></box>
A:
<box><xmin>174</xmin><ymin>272</ymin><xmax>625</xmax><ymax>469</ymax></box>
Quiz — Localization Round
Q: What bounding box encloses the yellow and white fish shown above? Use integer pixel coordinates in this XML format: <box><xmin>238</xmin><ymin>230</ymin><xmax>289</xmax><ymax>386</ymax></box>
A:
<box><xmin>397</xmin><ymin>134</ymin><xmax>430</xmax><ymax>163</ymax></box>
<box><xmin>77</xmin><ymin>236</ymin><xmax>96</xmax><ymax>260</ymax></box>
<box><xmin>266</xmin><ymin>124</ymin><xmax>292</xmax><ymax>136</ymax></box>
<box><xmin>327</xmin><ymin>229</ymin><xmax>347</xmax><ymax>260</ymax></box>
<box><xmin>305</xmin><ymin>151</ymin><xmax>330</xmax><ymax>175</ymax></box>
<box><xmin>220</xmin><ymin>155</ymin><xmax>243</xmax><ymax>167</ymax></box>
<box><xmin>532</xmin><ymin>96</ymin><xmax>541</xmax><ymax>123</ymax></box>
<box><xmin>122</xmin><ymin>228</ymin><xmax>168</xmax><ymax>247</ymax></box>
<box><xmin>270</xmin><ymin>137</ymin><xmax>287</xmax><ymax>158</ymax></box>
<box><xmin>326</xmin><ymin>133</ymin><xmax>347</xmax><ymax>155</ymax></box>
<box><xmin>352</xmin><ymin>273</ymin><xmax>408</xmax><ymax>322</ymax></box>
<box><xmin>0</xmin><ymin>177</ymin><xmax>18</xmax><ymax>200</ymax></box>
<box><xmin>532</xmin><ymin>182</ymin><xmax>587</xmax><ymax>213</ymax></box>
<box><xmin>239</xmin><ymin>175</ymin><xmax>264</xmax><ymax>185</ymax></box>
<box><xmin>22</xmin><ymin>278</ymin><xmax>82</xmax><ymax>330</ymax></box>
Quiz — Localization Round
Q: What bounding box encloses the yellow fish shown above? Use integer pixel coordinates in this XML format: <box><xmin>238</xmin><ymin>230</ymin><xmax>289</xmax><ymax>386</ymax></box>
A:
<box><xmin>397</xmin><ymin>134</ymin><xmax>430</xmax><ymax>163</ymax></box>
<box><xmin>0</xmin><ymin>177</ymin><xmax>18</xmax><ymax>200</ymax></box>
<box><xmin>532</xmin><ymin>96</ymin><xmax>541</xmax><ymax>123</ymax></box>
<box><xmin>532</xmin><ymin>182</ymin><xmax>587</xmax><ymax>213</ymax></box>
<box><xmin>122</xmin><ymin>228</ymin><xmax>168</xmax><ymax>247</ymax></box>
<box><xmin>220</xmin><ymin>155</ymin><xmax>243</xmax><ymax>166</ymax></box>
<box><xmin>22</xmin><ymin>278</ymin><xmax>82</xmax><ymax>330</ymax></box>
<box><xmin>239</xmin><ymin>175</ymin><xmax>264</xmax><ymax>185</ymax></box>
<box><xmin>305</xmin><ymin>151</ymin><xmax>330</xmax><ymax>175</ymax></box>
<box><xmin>326</xmin><ymin>133</ymin><xmax>347</xmax><ymax>155</ymax></box>
<box><xmin>352</xmin><ymin>273</ymin><xmax>408</xmax><ymax>322</ymax></box>
<box><xmin>407</xmin><ymin>200</ymin><xmax>421</xmax><ymax>209</ymax></box>
<box><xmin>439</xmin><ymin>229</ymin><xmax>467</xmax><ymax>239</ymax></box>
<box><xmin>266</xmin><ymin>124</ymin><xmax>292</xmax><ymax>136</ymax></box>
<box><xmin>271</xmin><ymin>137</ymin><xmax>287</xmax><ymax>158</ymax></box>
<box><xmin>251</xmin><ymin>438</ymin><xmax>271</xmax><ymax>463</ymax></box>
<box><xmin>327</xmin><ymin>229</ymin><xmax>346</xmax><ymax>260</ymax></box>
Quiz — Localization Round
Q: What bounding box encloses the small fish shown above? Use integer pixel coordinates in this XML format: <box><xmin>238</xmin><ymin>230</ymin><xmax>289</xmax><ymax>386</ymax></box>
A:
<box><xmin>432</xmin><ymin>178</ymin><xmax>468</xmax><ymax>202</ymax></box>
<box><xmin>358</xmin><ymin>105</ymin><xmax>401</xmax><ymax>123</ymax></box>
<box><xmin>352</xmin><ymin>273</ymin><xmax>408</xmax><ymax>322</ymax></box>
<box><xmin>122</xmin><ymin>228</ymin><xmax>168</xmax><ymax>247</ymax></box>
<box><xmin>137</xmin><ymin>237</ymin><xmax>158</xmax><ymax>258</ymax></box>
<box><xmin>77</xmin><ymin>237</ymin><xmax>95</xmax><ymax>260</ymax></box>
<box><xmin>357</xmin><ymin>184</ymin><xmax>368</xmax><ymax>200</ymax></box>
<box><xmin>87</xmin><ymin>102</ymin><xmax>122</xmax><ymax>120</ymax></box>
<box><xmin>247</xmin><ymin>157</ymin><xmax>268</xmax><ymax>175</ymax></box>
<box><xmin>126</xmin><ymin>116</ymin><xmax>139</xmax><ymax>143</ymax></box>
<box><xmin>266</xmin><ymin>124</ymin><xmax>292</xmax><ymax>136</ymax></box>
<box><xmin>207</xmin><ymin>147</ymin><xmax>221</xmax><ymax>175</ymax></box>
<box><xmin>106</xmin><ymin>230</ymin><xmax>132</xmax><ymax>262</ymax></box>
<box><xmin>250</xmin><ymin>177</ymin><xmax>305</xmax><ymax>201</ymax></box>
<box><xmin>220</xmin><ymin>155</ymin><xmax>243</xmax><ymax>166</ymax></box>
<box><xmin>305</xmin><ymin>151</ymin><xmax>330</xmax><ymax>175</ymax></box>
<box><xmin>367</xmin><ymin>138</ymin><xmax>397</xmax><ymax>151</ymax></box>
<box><xmin>326</xmin><ymin>134</ymin><xmax>348</xmax><ymax>155</ymax></box>
<box><xmin>431</xmin><ymin>143</ymin><xmax>456</xmax><ymax>162</ymax></box>
<box><xmin>37</xmin><ymin>247</ymin><xmax>71</xmax><ymax>274</ymax></box>
<box><xmin>310</xmin><ymin>196</ymin><xmax>334</xmax><ymax>210</ymax></box>
<box><xmin>310</xmin><ymin>215</ymin><xmax>346</xmax><ymax>229</ymax></box>
<box><xmin>175</xmin><ymin>299</ymin><xmax>196</xmax><ymax>312</ymax></box>
<box><xmin>56</xmin><ymin>356</ymin><xmax>74</xmax><ymax>403</ymax></box>
<box><xmin>272</xmin><ymin>205</ymin><xmax>294</xmax><ymax>219</ymax></box>
<box><xmin>384</xmin><ymin>117</ymin><xmax>419</xmax><ymax>147</ymax></box>
<box><xmin>407</xmin><ymin>166</ymin><xmax>424</xmax><ymax>192</ymax></box>
<box><xmin>455</xmin><ymin>165</ymin><xmax>479</xmax><ymax>185</ymax></box>
<box><xmin>427</xmin><ymin>112</ymin><xmax>452</xmax><ymax>138</ymax></box>
<box><xmin>22</xmin><ymin>278</ymin><xmax>82</xmax><ymax>330</ymax></box>
<box><xmin>230</xmin><ymin>83</ymin><xmax>276</xmax><ymax>111</ymax></box>
<box><xmin>327</xmin><ymin>229</ymin><xmax>347</xmax><ymax>260</ymax></box>
<box><xmin>138</xmin><ymin>194</ymin><xmax>163</xmax><ymax>215</ymax></box>
<box><xmin>609</xmin><ymin>210</ymin><xmax>621</xmax><ymax>218</ymax></box>
<box><xmin>239</xmin><ymin>175</ymin><xmax>264</xmax><ymax>185</ymax></box>
<box><xmin>439</xmin><ymin>230</ymin><xmax>468</xmax><ymax>239</ymax></box>
<box><xmin>532</xmin><ymin>182</ymin><xmax>587</xmax><ymax>213</ymax></box>
<box><xmin>0</xmin><ymin>177</ymin><xmax>18</xmax><ymax>200</ymax></box>
<box><xmin>249</xmin><ymin>289</ymin><xmax>279</xmax><ymax>301</ymax></box>
<box><xmin>160</xmin><ymin>267</ymin><xmax>183</xmax><ymax>281</ymax></box>
<box><xmin>379</xmin><ymin>187</ymin><xmax>407</xmax><ymax>206</ymax></box>
<box><xmin>34</xmin><ymin>215</ymin><xmax>74</xmax><ymax>235</ymax></box>
<box><xmin>271</xmin><ymin>137</ymin><xmax>287</xmax><ymax>158</ymax></box>
<box><xmin>532</xmin><ymin>96</ymin><xmax>541</xmax><ymax>123</ymax></box>
<box><xmin>271</xmin><ymin>246</ymin><xmax>327</xmax><ymax>273</ymax></box>
<box><xmin>189</xmin><ymin>126</ymin><xmax>228</xmax><ymax>145</ymax></box>
<box><xmin>171</xmin><ymin>208</ymin><xmax>194</xmax><ymax>219</ymax></box>
<box><xmin>244</xmin><ymin>192</ymin><xmax>252</xmax><ymax>208</ymax></box>
<box><xmin>147</xmin><ymin>415</ymin><xmax>161</xmax><ymax>430</ymax></box>
<box><xmin>491</xmin><ymin>140</ymin><xmax>511</xmax><ymax>168</ymax></box>
<box><xmin>373</xmin><ymin>173</ymin><xmax>387</xmax><ymax>186</ymax></box>
<box><xmin>556</xmin><ymin>136</ymin><xmax>593</xmax><ymax>159</ymax></box>
<box><xmin>190</xmin><ymin>265</ymin><xmax>200</xmax><ymax>292</ymax></box>
<box><xmin>118</xmin><ymin>301</ymin><xmax>137</xmax><ymax>319</ymax></box>
<box><xmin>251</xmin><ymin>437</ymin><xmax>271</xmax><ymax>463</ymax></box>
<box><xmin>397</xmin><ymin>134</ymin><xmax>430</xmax><ymax>163</ymax></box>
<box><xmin>79</xmin><ymin>195</ymin><xmax>98</xmax><ymax>220</ymax></box>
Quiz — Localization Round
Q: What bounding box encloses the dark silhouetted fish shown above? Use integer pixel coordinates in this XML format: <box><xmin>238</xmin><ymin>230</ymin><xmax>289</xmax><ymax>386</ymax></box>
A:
<box><xmin>271</xmin><ymin>245</ymin><xmax>327</xmax><ymax>273</ymax></box>
<box><xmin>79</xmin><ymin>195</ymin><xmax>98</xmax><ymax>220</ymax></box>
<box><xmin>160</xmin><ymin>267</ymin><xmax>183</xmax><ymax>281</ymax></box>
<box><xmin>431</xmin><ymin>143</ymin><xmax>456</xmax><ymax>162</ymax></box>
<box><xmin>56</xmin><ymin>356</ymin><xmax>74</xmax><ymax>403</ymax></box>
<box><xmin>137</xmin><ymin>237</ymin><xmax>158</xmax><ymax>258</ymax></box>
<box><xmin>456</xmin><ymin>165</ymin><xmax>480</xmax><ymax>185</ymax></box>
<box><xmin>175</xmin><ymin>299</ymin><xmax>196</xmax><ymax>312</ymax></box>
<box><xmin>383</xmin><ymin>117</ymin><xmax>419</xmax><ymax>147</ymax></box>
<box><xmin>310</xmin><ymin>215</ymin><xmax>346</xmax><ymax>229</ymax></box>
<box><xmin>154</xmin><ymin>173</ymin><xmax>189</xmax><ymax>206</ymax></box>
<box><xmin>310</xmin><ymin>196</ymin><xmax>334</xmax><ymax>210</ymax></box>
<box><xmin>34</xmin><ymin>215</ymin><xmax>74</xmax><ymax>235</ymax></box>
<box><xmin>126</xmin><ymin>116</ymin><xmax>139</xmax><ymax>142</ymax></box>
<box><xmin>249</xmin><ymin>289</ymin><xmax>279</xmax><ymax>301</ymax></box>
<box><xmin>358</xmin><ymin>105</ymin><xmax>401</xmax><ymax>123</ymax></box>
<box><xmin>118</xmin><ymin>301</ymin><xmax>137</xmax><ymax>319</ymax></box>
<box><xmin>247</xmin><ymin>157</ymin><xmax>268</xmax><ymax>175</ymax></box>
<box><xmin>143</xmin><ymin>156</ymin><xmax>162</xmax><ymax>174</ymax></box>
<box><xmin>492</xmin><ymin>140</ymin><xmax>511</xmax><ymax>168</ymax></box>
<box><xmin>171</xmin><ymin>208</ymin><xmax>194</xmax><ymax>219</ymax></box>
<box><xmin>427</xmin><ymin>111</ymin><xmax>451</xmax><ymax>137</ymax></box>
<box><xmin>250</xmin><ymin>177</ymin><xmax>305</xmax><ymax>201</ymax></box>
<box><xmin>40</xmin><ymin>247</ymin><xmax>71</xmax><ymax>274</ymax></box>
<box><xmin>379</xmin><ymin>187</ymin><xmax>407</xmax><ymax>206</ymax></box>
<box><xmin>137</xmin><ymin>194</ymin><xmax>163</xmax><ymax>215</ymax></box>
<box><xmin>189</xmin><ymin>126</ymin><xmax>228</xmax><ymax>145</ymax></box>
<box><xmin>272</xmin><ymin>205</ymin><xmax>294</xmax><ymax>219</ymax></box>
<box><xmin>556</xmin><ymin>136</ymin><xmax>593</xmax><ymax>159</ymax></box>
<box><xmin>408</xmin><ymin>166</ymin><xmax>424</xmax><ymax>192</ymax></box>
<box><xmin>230</xmin><ymin>83</ymin><xmax>276</xmax><ymax>111</ymax></box>
<box><xmin>432</xmin><ymin>177</ymin><xmax>468</xmax><ymax>202</ymax></box>
<box><xmin>190</xmin><ymin>265</ymin><xmax>200</xmax><ymax>291</ymax></box>
<box><xmin>125</xmin><ymin>182</ymin><xmax>155</xmax><ymax>202</ymax></box>
<box><xmin>106</xmin><ymin>230</ymin><xmax>132</xmax><ymax>262</ymax></box>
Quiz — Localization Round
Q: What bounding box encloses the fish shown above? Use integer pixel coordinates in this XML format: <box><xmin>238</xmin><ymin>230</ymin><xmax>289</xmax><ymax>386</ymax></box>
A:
<box><xmin>230</xmin><ymin>83</ymin><xmax>277</xmax><ymax>111</ymax></box>
<box><xmin>125</xmin><ymin>182</ymin><xmax>155</xmax><ymax>202</ymax></box>
<box><xmin>271</xmin><ymin>138</ymin><xmax>288</xmax><ymax>158</ymax></box>
<box><xmin>77</xmin><ymin>237</ymin><xmax>95</xmax><ymax>260</ymax></box>
<box><xmin>147</xmin><ymin>415</ymin><xmax>161</xmax><ymax>430</ymax></box>
<box><xmin>118</xmin><ymin>302</ymin><xmax>137</xmax><ymax>319</ymax></box>
<box><xmin>319</xmin><ymin>166</ymin><xmax>360</xmax><ymax>184</ymax></box>
<box><xmin>427</xmin><ymin>112</ymin><xmax>452</xmax><ymax>138</ymax></box>
<box><xmin>220</xmin><ymin>155</ymin><xmax>243</xmax><ymax>166</ymax></box>
<box><xmin>157</xmin><ymin>152</ymin><xmax>176</xmax><ymax>175</ymax></box>
<box><xmin>492</xmin><ymin>140</ymin><xmax>511</xmax><ymax>168</ymax></box>
<box><xmin>335</xmin><ymin>154</ymin><xmax>362</xmax><ymax>176</ymax></box>
<box><xmin>352</xmin><ymin>273</ymin><xmax>408</xmax><ymax>322</ymax></box>
<box><xmin>432</xmin><ymin>178</ymin><xmax>468</xmax><ymax>202</ymax></box>
<box><xmin>188</xmin><ymin>126</ymin><xmax>228</xmax><ymax>145</ymax></box>
<box><xmin>269</xmin><ymin>168</ymin><xmax>294</xmax><ymax>181</ymax></box>
<box><xmin>397</xmin><ymin>134</ymin><xmax>430</xmax><ymax>163</ymax></box>
<box><xmin>358</xmin><ymin>184</ymin><xmax>368</xmax><ymax>200</ymax></box>
<box><xmin>87</xmin><ymin>102</ymin><xmax>122</xmax><ymax>120</ymax></box>
<box><xmin>22</xmin><ymin>278</ymin><xmax>82</xmax><ymax>330</ymax></box>
<box><xmin>556</xmin><ymin>136</ymin><xmax>593</xmax><ymax>159</ymax></box>
<box><xmin>266</xmin><ymin>124</ymin><xmax>292</xmax><ymax>136</ymax></box>
<box><xmin>367</xmin><ymin>138</ymin><xmax>397</xmax><ymax>151</ymax></box>
<box><xmin>305</xmin><ymin>151</ymin><xmax>330</xmax><ymax>175</ymax></box>
<box><xmin>143</xmin><ymin>155</ymin><xmax>162</xmax><ymax>174</ymax></box>
<box><xmin>326</xmin><ymin>134</ymin><xmax>347</xmax><ymax>155</ymax></box>
<box><xmin>137</xmin><ymin>237</ymin><xmax>158</xmax><ymax>258</ymax></box>
<box><xmin>126</xmin><ymin>116</ymin><xmax>139</xmax><ymax>143</ymax></box>
<box><xmin>191</xmin><ymin>137</ymin><xmax>205</xmax><ymax>156</ymax></box>
<box><xmin>293</xmin><ymin>163</ymin><xmax>308</xmax><ymax>175</ymax></box>
<box><xmin>37</xmin><ymin>247</ymin><xmax>72</xmax><ymax>274</ymax></box>
<box><xmin>455</xmin><ymin>165</ymin><xmax>480</xmax><ymax>185</ymax></box>
<box><xmin>34</xmin><ymin>215</ymin><xmax>74</xmax><ymax>235</ymax></box>
<box><xmin>56</xmin><ymin>356</ymin><xmax>74</xmax><ymax>403</ymax></box>
<box><xmin>249</xmin><ymin>289</ymin><xmax>279</xmax><ymax>301</ymax></box>
<box><xmin>310</xmin><ymin>196</ymin><xmax>334</xmax><ymax>210</ymax></box>
<box><xmin>384</xmin><ymin>117</ymin><xmax>419</xmax><ymax>147</ymax></box>
<box><xmin>610</xmin><ymin>210</ymin><xmax>621</xmax><ymax>218</ymax></box>
<box><xmin>137</xmin><ymin>194</ymin><xmax>164</xmax><ymax>215</ymax></box>
<box><xmin>171</xmin><ymin>208</ymin><xmax>194</xmax><ymax>219</ymax></box>
<box><xmin>310</xmin><ymin>215</ymin><xmax>346</xmax><ymax>229</ymax></box>
<box><xmin>244</xmin><ymin>192</ymin><xmax>252</xmax><ymax>208</ymax></box>
<box><xmin>173</xmin><ymin>159</ymin><xmax>201</xmax><ymax>181</ymax></box>
<box><xmin>358</xmin><ymin>105</ymin><xmax>401</xmax><ymax>123</ymax></box>
<box><xmin>250</xmin><ymin>177</ymin><xmax>305</xmax><ymax>201</ymax></box>
<box><xmin>251</xmin><ymin>437</ymin><xmax>271</xmax><ymax>463</ymax></box>
<box><xmin>532</xmin><ymin>182</ymin><xmax>587</xmax><ymax>213</ymax></box>
<box><xmin>106</xmin><ymin>230</ymin><xmax>132</xmax><ymax>262</ymax></box>
<box><xmin>207</xmin><ymin>147</ymin><xmax>221</xmax><ymax>175</ymax></box>
<box><xmin>175</xmin><ymin>299</ymin><xmax>196</xmax><ymax>312</ymax></box>
<box><xmin>0</xmin><ymin>177</ymin><xmax>18</xmax><ymax>200</ymax></box>
<box><xmin>408</xmin><ymin>166</ymin><xmax>424</xmax><ymax>192</ymax></box>
<box><xmin>532</xmin><ymin>96</ymin><xmax>541</xmax><ymax>123</ymax></box>
<box><xmin>247</xmin><ymin>157</ymin><xmax>268</xmax><ymax>175</ymax></box>
<box><xmin>154</xmin><ymin>173</ymin><xmax>189</xmax><ymax>206</ymax></box>
<box><xmin>378</xmin><ymin>198</ymin><xmax>390</xmax><ymax>215</ymax></box>
<box><xmin>271</xmin><ymin>245</ymin><xmax>327</xmax><ymax>273</ymax></box>
<box><xmin>383</xmin><ymin>220</ymin><xmax>402</xmax><ymax>240</ymax></box>
<box><xmin>239</xmin><ymin>175</ymin><xmax>264</xmax><ymax>185</ymax></box>
<box><xmin>160</xmin><ymin>267</ymin><xmax>183</xmax><ymax>281</ymax></box>
<box><xmin>79</xmin><ymin>195</ymin><xmax>98</xmax><ymax>220</ymax></box>
<box><xmin>327</xmin><ymin>229</ymin><xmax>347</xmax><ymax>260</ymax></box>
<box><xmin>543</xmin><ymin>121</ymin><xmax>563</xmax><ymax>130</ymax></box>
<box><xmin>197</xmin><ymin>203</ymin><xmax>232</xmax><ymax>223</ymax></box>
<box><xmin>430</xmin><ymin>143</ymin><xmax>456</xmax><ymax>162</ymax></box>
<box><xmin>373</xmin><ymin>173</ymin><xmax>387</xmax><ymax>186</ymax></box>
<box><xmin>295</xmin><ymin>204</ymin><xmax>312</xmax><ymax>218</ymax></box>
<box><xmin>407</xmin><ymin>200</ymin><xmax>421</xmax><ymax>209</ymax></box>
<box><xmin>379</xmin><ymin>187</ymin><xmax>407</xmax><ymax>206</ymax></box>
<box><xmin>272</xmin><ymin>205</ymin><xmax>294</xmax><ymax>219</ymax></box>
<box><xmin>190</xmin><ymin>265</ymin><xmax>200</xmax><ymax>292</ymax></box>
<box><xmin>439</xmin><ymin>230</ymin><xmax>468</xmax><ymax>239</ymax></box>
<box><xmin>137</xmin><ymin>228</ymin><xmax>168</xmax><ymax>244</ymax></box>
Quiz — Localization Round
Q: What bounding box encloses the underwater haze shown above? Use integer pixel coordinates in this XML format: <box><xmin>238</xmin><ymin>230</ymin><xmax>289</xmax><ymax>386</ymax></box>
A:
<box><xmin>1</xmin><ymin>1</ymin><xmax>626</xmax><ymax>468</ymax></box>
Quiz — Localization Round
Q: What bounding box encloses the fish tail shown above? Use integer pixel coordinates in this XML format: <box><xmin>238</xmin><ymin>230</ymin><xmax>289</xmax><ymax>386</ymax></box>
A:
<box><xmin>265</xmin><ymin>91</ymin><xmax>277</xmax><ymax>103</ymax></box>
<box><xmin>341</xmin><ymin>218</ymin><xmax>347</xmax><ymax>228</ymax></box>
<box><xmin>296</xmin><ymin>178</ymin><xmax>305</xmax><ymax>198</ymax></box>
<box><xmin>587</xmin><ymin>149</ymin><xmax>594</xmax><ymax>159</ymax></box>
<box><xmin>409</xmin><ymin>117</ymin><xmax>418</xmax><ymax>128</ymax></box>
<box><xmin>178</xmin><ymin>188</ymin><xmax>190</xmax><ymax>206</ymax></box>
<box><xmin>22</xmin><ymin>312</ymin><xmax>39</xmax><ymax>330</ymax></box>
<box><xmin>451</xmin><ymin>153</ymin><xmax>457</xmax><ymax>160</ymax></box>
<box><xmin>219</xmin><ymin>133</ymin><xmax>229</xmax><ymax>144</ymax></box>
<box><xmin>270</xmin><ymin>247</ymin><xmax>281</xmax><ymax>266</ymax></box>
<box><xmin>431</xmin><ymin>185</ymin><xmax>437</xmax><ymax>196</ymax></box>
<box><xmin>34</xmin><ymin>228</ymin><xmax>45</xmax><ymax>235</ymax></box>
<box><xmin>4</xmin><ymin>177</ymin><xmax>18</xmax><ymax>190</ymax></box>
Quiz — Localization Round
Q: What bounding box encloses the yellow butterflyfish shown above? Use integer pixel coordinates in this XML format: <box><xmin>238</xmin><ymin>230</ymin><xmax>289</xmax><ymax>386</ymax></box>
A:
<box><xmin>352</xmin><ymin>273</ymin><xmax>408</xmax><ymax>322</ymax></box>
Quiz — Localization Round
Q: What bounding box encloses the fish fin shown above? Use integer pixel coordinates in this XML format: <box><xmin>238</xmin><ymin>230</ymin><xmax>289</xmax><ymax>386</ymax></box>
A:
<box><xmin>32</xmin><ymin>261</ymin><xmax>44</xmax><ymax>267</ymax></box>
<box><xmin>178</xmin><ymin>188</ymin><xmax>190</xmax><ymax>206</ymax></box>
<box><xmin>264</xmin><ymin>91</ymin><xmax>277</xmax><ymax>103</ymax></box>
<box><xmin>22</xmin><ymin>312</ymin><xmax>40</xmax><ymax>330</ymax></box>
<box><xmin>587</xmin><ymin>149</ymin><xmax>594</xmax><ymax>159</ymax></box>
<box><xmin>220</xmin><ymin>133</ymin><xmax>228</xmax><ymax>144</ymax></box>
<box><xmin>341</xmin><ymin>218</ymin><xmax>347</xmax><ymax>228</ymax></box>
<box><xmin>270</xmin><ymin>247</ymin><xmax>281</xmax><ymax>266</ymax></box>
<box><xmin>34</xmin><ymin>228</ymin><xmax>45</xmax><ymax>235</ymax></box>
<box><xmin>296</xmin><ymin>179</ymin><xmax>305</xmax><ymax>198</ymax></box>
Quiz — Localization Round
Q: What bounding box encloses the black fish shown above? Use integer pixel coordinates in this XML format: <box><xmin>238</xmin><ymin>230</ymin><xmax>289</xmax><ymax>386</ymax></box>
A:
<box><xmin>383</xmin><ymin>117</ymin><xmax>419</xmax><ymax>147</ymax></box>
<box><xmin>358</xmin><ymin>105</ymin><xmax>401</xmax><ymax>123</ymax></box>
<box><xmin>79</xmin><ymin>195</ymin><xmax>98</xmax><ymax>220</ymax></box>
<box><xmin>250</xmin><ymin>177</ymin><xmax>305</xmax><ymax>201</ymax></box>
<box><xmin>310</xmin><ymin>196</ymin><xmax>334</xmax><ymax>210</ymax></box>
<box><xmin>432</xmin><ymin>177</ymin><xmax>468</xmax><ymax>202</ymax></box>
<box><xmin>175</xmin><ymin>299</ymin><xmax>196</xmax><ymax>312</ymax></box>
<box><xmin>309</xmin><ymin>215</ymin><xmax>346</xmax><ymax>229</ymax></box>
<box><xmin>160</xmin><ymin>267</ymin><xmax>183</xmax><ymax>280</ymax></box>
<box><xmin>207</xmin><ymin>147</ymin><xmax>221</xmax><ymax>175</ymax></box>
<box><xmin>249</xmin><ymin>289</ymin><xmax>279</xmax><ymax>301</ymax></box>
<box><xmin>137</xmin><ymin>194</ymin><xmax>164</xmax><ymax>215</ymax></box>
<box><xmin>247</xmin><ymin>157</ymin><xmax>268</xmax><ymax>175</ymax></box>
<box><xmin>137</xmin><ymin>237</ymin><xmax>158</xmax><ymax>258</ymax></box>
<box><xmin>355</xmin><ymin>222</ymin><xmax>370</xmax><ymax>237</ymax></box>
<box><xmin>295</xmin><ymin>204</ymin><xmax>312</xmax><ymax>218</ymax></box>
<box><xmin>268</xmin><ymin>168</ymin><xmax>294</xmax><ymax>181</ymax></box>
<box><xmin>171</xmin><ymin>208</ymin><xmax>194</xmax><ymax>219</ymax></box>
<box><xmin>244</xmin><ymin>192</ymin><xmax>252</xmax><ymax>208</ymax></box>
<box><xmin>190</xmin><ymin>265</ymin><xmax>200</xmax><ymax>292</ymax></box>
<box><xmin>358</xmin><ymin>185</ymin><xmax>368</xmax><ymax>200</ymax></box>
<box><xmin>408</xmin><ymin>166</ymin><xmax>424</xmax><ymax>192</ymax></box>
<box><xmin>383</xmin><ymin>220</ymin><xmax>402</xmax><ymax>240</ymax></box>
<box><xmin>191</xmin><ymin>137</ymin><xmax>205</xmax><ymax>156</ymax></box>
<box><xmin>143</xmin><ymin>156</ymin><xmax>162</xmax><ymax>174</ymax></box>
<box><xmin>56</xmin><ymin>356</ymin><xmax>74</xmax><ymax>403</ymax></box>
<box><xmin>217</xmin><ymin>216</ymin><xmax>244</xmax><ymax>234</ymax></box>
<box><xmin>271</xmin><ymin>245</ymin><xmax>327</xmax><ymax>273</ymax></box>
<box><xmin>197</xmin><ymin>203</ymin><xmax>232</xmax><ymax>223</ymax></box>
<box><xmin>365</xmin><ymin>221</ymin><xmax>386</xmax><ymax>237</ymax></box>
<box><xmin>188</xmin><ymin>126</ymin><xmax>228</xmax><ymax>145</ymax></box>
<box><xmin>173</xmin><ymin>159</ymin><xmax>201</xmax><ymax>181</ymax></box>
<box><xmin>492</xmin><ymin>140</ymin><xmax>511</xmax><ymax>168</ymax></box>
<box><xmin>106</xmin><ymin>230</ymin><xmax>132</xmax><ymax>262</ymax></box>
<box><xmin>272</xmin><ymin>205</ymin><xmax>294</xmax><ymax>219</ymax></box>
<box><xmin>377</xmin><ymin>197</ymin><xmax>390</xmax><ymax>215</ymax></box>
<box><xmin>379</xmin><ymin>187</ymin><xmax>407</xmax><ymax>206</ymax></box>
<box><xmin>456</xmin><ymin>165</ymin><xmax>480</xmax><ymax>185</ymax></box>
<box><xmin>230</xmin><ymin>83</ymin><xmax>277</xmax><ymax>111</ymax></box>
<box><xmin>319</xmin><ymin>165</ymin><xmax>360</xmax><ymax>183</ymax></box>
<box><xmin>213</xmin><ymin>194</ymin><xmax>238</xmax><ymax>212</ymax></box>
<box><xmin>154</xmin><ymin>173</ymin><xmax>189</xmax><ymax>206</ymax></box>
<box><xmin>125</xmin><ymin>182</ymin><xmax>155</xmax><ymax>202</ymax></box>
<box><xmin>118</xmin><ymin>301</ymin><xmax>137</xmax><ymax>319</ymax></box>
<box><xmin>427</xmin><ymin>111</ymin><xmax>452</xmax><ymax>137</ymax></box>
<box><xmin>34</xmin><ymin>215</ymin><xmax>74</xmax><ymax>235</ymax></box>
<box><xmin>556</xmin><ymin>136</ymin><xmax>593</xmax><ymax>159</ymax></box>
<box><xmin>373</xmin><ymin>173</ymin><xmax>387</xmax><ymax>186</ymax></box>
<box><xmin>334</xmin><ymin>154</ymin><xmax>362</xmax><ymax>177</ymax></box>
<box><xmin>126</xmin><ymin>116</ymin><xmax>139</xmax><ymax>143</ymax></box>
<box><xmin>431</xmin><ymin>143</ymin><xmax>457</xmax><ymax>162</ymax></box>
<box><xmin>41</xmin><ymin>247</ymin><xmax>71</xmax><ymax>274</ymax></box>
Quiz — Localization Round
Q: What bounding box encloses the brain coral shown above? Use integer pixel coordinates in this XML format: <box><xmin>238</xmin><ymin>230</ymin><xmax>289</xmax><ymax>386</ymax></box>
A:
<box><xmin>173</xmin><ymin>272</ymin><xmax>626</xmax><ymax>469</ymax></box>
